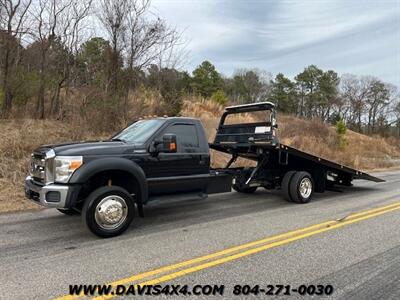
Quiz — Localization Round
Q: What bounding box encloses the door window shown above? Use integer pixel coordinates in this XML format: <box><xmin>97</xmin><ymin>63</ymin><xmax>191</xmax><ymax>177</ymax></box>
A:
<box><xmin>164</xmin><ymin>124</ymin><xmax>199</xmax><ymax>152</ymax></box>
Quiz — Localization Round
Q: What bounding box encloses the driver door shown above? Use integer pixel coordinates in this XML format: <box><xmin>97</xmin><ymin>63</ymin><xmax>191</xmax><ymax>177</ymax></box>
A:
<box><xmin>146</xmin><ymin>122</ymin><xmax>209</xmax><ymax>196</ymax></box>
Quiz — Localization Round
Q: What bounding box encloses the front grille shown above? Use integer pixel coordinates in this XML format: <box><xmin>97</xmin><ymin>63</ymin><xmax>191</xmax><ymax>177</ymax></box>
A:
<box><xmin>30</xmin><ymin>153</ymin><xmax>46</xmax><ymax>184</ymax></box>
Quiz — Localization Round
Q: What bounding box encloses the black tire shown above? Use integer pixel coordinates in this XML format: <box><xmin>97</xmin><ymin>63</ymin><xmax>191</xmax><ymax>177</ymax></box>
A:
<box><xmin>289</xmin><ymin>171</ymin><xmax>314</xmax><ymax>204</ymax></box>
<box><xmin>57</xmin><ymin>208</ymin><xmax>80</xmax><ymax>215</ymax></box>
<box><xmin>281</xmin><ymin>171</ymin><xmax>297</xmax><ymax>202</ymax></box>
<box><xmin>232</xmin><ymin>185</ymin><xmax>258</xmax><ymax>194</ymax></box>
<box><xmin>82</xmin><ymin>186</ymin><xmax>135</xmax><ymax>238</ymax></box>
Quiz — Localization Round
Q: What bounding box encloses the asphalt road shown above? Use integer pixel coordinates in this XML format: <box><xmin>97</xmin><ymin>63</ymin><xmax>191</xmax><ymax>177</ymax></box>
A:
<box><xmin>1</xmin><ymin>170</ymin><xmax>400</xmax><ymax>299</ymax></box>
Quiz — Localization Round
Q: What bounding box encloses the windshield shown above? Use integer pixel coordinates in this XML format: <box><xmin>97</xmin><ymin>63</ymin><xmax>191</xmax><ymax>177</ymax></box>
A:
<box><xmin>112</xmin><ymin>119</ymin><xmax>165</xmax><ymax>143</ymax></box>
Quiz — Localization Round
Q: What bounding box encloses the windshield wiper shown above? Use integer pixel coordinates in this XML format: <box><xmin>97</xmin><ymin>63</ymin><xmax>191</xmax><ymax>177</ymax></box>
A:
<box><xmin>109</xmin><ymin>138</ymin><xmax>126</xmax><ymax>142</ymax></box>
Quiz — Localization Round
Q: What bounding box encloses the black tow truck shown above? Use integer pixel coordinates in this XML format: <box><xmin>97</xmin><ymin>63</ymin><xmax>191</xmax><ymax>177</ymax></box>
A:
<box><xmin>25</xmin><ymin>102</ymin><xmax>383</xmax><ymax>237</ymax></box>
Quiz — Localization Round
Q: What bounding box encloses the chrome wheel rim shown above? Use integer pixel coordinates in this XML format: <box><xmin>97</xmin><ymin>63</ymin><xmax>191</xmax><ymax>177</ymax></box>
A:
<box><xmin>95</xmin><ymin>195</ymin><xmax>128</xmax><ymax>230</ymax></box>
<box><xmin>299</xmin><ymin>178</ymin><xmax>312</xmax><ymax>199</ymax></box>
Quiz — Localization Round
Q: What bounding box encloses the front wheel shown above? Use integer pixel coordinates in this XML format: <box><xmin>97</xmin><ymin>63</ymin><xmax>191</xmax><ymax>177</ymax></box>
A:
<box><xmin>82</xmin><ymin>186</ymin><xmax>135</xmax><ymax>238</ymax></box>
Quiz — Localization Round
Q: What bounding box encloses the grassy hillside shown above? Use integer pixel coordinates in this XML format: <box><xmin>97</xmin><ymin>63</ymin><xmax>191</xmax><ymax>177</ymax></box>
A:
<box><xmin>1</xmin><ymin>99</ymin><xmax>399</xmax><ymax>213</ymax></box>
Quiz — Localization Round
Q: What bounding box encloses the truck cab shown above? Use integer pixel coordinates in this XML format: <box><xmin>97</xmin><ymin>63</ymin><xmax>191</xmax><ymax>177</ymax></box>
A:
<box><xmin>25</xmin><ymin>117</ymin><xmax>230</xmax><ymax>237</ymax></box>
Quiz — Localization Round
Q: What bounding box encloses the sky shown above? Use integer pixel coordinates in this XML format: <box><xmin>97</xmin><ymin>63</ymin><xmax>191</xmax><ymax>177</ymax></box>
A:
<box><xmin>152</xmin><ymin>0</ymin><xmax>400</xmax><ymax>87</ymax></box>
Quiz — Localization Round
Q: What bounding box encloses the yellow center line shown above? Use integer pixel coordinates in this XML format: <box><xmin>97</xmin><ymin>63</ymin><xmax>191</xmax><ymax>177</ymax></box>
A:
<box><xmin>56</xmin><ymin>201</ymin><xmax>400</xmax><ymax>300</ymax></box>
<box><xmin>126</xmin><ymin>204</ymin><xmax>400</xmax><ymax>291</ymax></box>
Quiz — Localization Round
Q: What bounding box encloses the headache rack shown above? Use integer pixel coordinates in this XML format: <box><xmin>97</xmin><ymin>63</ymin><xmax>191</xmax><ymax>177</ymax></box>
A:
<box><xmin>214</xmin><ymin>102</ymin><xmax>278</xmax><ymax>145</ymax></box>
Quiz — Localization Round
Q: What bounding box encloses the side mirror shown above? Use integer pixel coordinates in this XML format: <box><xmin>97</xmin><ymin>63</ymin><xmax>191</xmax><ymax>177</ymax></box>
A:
<box><xmin>272</xmin><ymin>118</ymin><xmax>278</xmax><ymax>129</ymax></box>
<box><xmin>149</xmin><ymin>134</ymin><xmax>177</xmax><ymax>154</ymax></box>
<box><xmin>162</xmin><ymin>134</ymin><xmax>177</xmax><ymax>153</ymax></box>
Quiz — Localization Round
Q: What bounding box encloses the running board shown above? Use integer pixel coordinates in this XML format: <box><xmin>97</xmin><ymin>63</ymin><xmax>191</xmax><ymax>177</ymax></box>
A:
<box><xmin>148</xmin><ymin>192</ymin><xmax>207</xmax><ymax>203</ymax></box>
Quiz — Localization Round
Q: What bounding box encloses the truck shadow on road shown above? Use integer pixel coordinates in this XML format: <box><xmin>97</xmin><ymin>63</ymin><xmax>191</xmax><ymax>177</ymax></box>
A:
<box><xmin>1</xmin><ymin>183</ymin><xmax>385</xmax><ymax>256</ymax></box>
<box><xmin>135</xmin><ymin>185</ymin><xmax>380</xmax><ymax>234</ymax></box>
<box><xmin>134</xmin><ymin>177</ymin><xmax>393</xmax><ymax>239</ymax></box>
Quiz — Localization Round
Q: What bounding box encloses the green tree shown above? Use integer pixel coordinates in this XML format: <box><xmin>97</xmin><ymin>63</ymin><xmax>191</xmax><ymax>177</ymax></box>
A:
<box><xmin>366</xmin><ymin>80</ymin><xmax>390</xmax><ymax>134</ymax></box>
<box><xmin>395</xmin><ymin>101</ymin><xmax>400</xmax><ymax>137</ymax></box>
<box><xmin>336</xmin><ymin>119</ymin><xmax>347</xmax><ymax>150</ymax></box>
<box><xmin>225</xmin><ymin>75</ymin><xmax>246</xmax><ymax>103</ymax></box>
<box><xmin>226</xmin><ymin>69</ymin><xmax>270</xmax><ymax>103</ymax></box>
<box><xmin>319</xmin><ymin>70</ymin><xmax>340</xmax><ymax>120</ymax></box>
<box><xmin>0</xmin><ymin>31</ymin><xmax>24</xmax><ymax>115</ymax></box>
<box><xmin>146</xmin><ymin>65</ymin><xmax>192</xmax><ymax>115</ymax></box>
<box><xmin>269</xmin><ymin>73</ymin><xmax>296</xmax><ymax>113</ymax></box>
<box><xmin>0</xmin><ymin>0</ymin><xmax>32</xmax><ymax>117</ymax></box>
<box><xmin>191</xmin><ymin>61</ymin><xmax>223</xmax><ymax>97</ymax></box>
<box><xmin>295</xmin><ymin>65</ymin><xmax>324</xmax><ymax>118</ymax></box>
<box><xmin>77</xmin><ymin>37</ymin><xmax>112</xmax><ymax>87</ymax></box>
<box><xmin>211</xmin><ymin>90</ymin><xmax>228</xmax><ymax>105</ymax></box>
<box><xmin>295</xmin><ymin>65</ymin><xmax>339</xmax><ymax>120</ymax></box>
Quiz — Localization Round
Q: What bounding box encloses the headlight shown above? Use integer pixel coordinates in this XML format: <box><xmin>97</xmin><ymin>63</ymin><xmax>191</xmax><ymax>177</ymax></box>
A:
<box><xmin>54</xmin><ymin>156</ymin><xmax>83</xmax><ymax>183</ymax></box>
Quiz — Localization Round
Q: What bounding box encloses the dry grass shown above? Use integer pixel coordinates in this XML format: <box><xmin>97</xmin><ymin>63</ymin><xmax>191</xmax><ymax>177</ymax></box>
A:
<box><xmin>1</xmin><ymin>98</ymin><xmax>399</xmax><ymax>213</ymax></box>
<box><xmin>0</xmin><ymin>119</ymin><xmax>104</xmax><ymax>213</ymax></box>
<box><xmin>278</xmin><ymin>115</ymin><xmax>400</xmax><ymax>170</ymax></box>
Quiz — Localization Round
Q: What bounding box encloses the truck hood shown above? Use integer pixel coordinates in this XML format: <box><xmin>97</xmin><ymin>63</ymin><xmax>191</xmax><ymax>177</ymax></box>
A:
<box><xmin>35</xmin><ymin>141</ymin><xmax>144</xmax><ymax>156</ymax></box>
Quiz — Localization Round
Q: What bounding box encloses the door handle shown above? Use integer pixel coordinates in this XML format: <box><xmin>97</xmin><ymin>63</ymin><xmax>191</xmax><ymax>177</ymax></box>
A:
<box><xmin>198</xmin><ymin>155</ymin><xmax>207</xmax><ymax>165</ymax></box>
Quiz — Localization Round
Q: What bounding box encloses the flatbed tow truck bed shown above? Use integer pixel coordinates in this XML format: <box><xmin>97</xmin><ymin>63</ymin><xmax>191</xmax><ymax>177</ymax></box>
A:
<box><xmin>210</xmin><ymin>142</ymin><xmax>384</xmax><ymax>183</ymax></box>
<box><xmin>208</xmin><ymin>101</ymin><xmax>383</xmax><ymax>201</ymax></box>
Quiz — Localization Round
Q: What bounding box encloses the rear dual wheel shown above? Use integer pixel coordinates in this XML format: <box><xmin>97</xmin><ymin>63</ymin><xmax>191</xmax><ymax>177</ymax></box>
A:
<box><xmin>282</xmin><ymin>171</ymin><xmax>314</xmax><ymax>203</ymax></box>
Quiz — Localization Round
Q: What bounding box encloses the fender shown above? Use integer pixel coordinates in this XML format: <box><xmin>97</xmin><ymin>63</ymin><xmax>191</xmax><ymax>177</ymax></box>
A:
<box><xmin>70</xmin><ymin>157</ymin><xmax>148</xmax><ymax>214</ymax></box>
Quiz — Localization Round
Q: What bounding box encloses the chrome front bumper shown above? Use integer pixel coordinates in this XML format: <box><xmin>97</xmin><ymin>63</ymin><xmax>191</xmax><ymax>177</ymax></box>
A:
<box><xmin>24</xmin><ymin>176</ymin><xmax>69</xmax><ymax>208</ymax></box>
